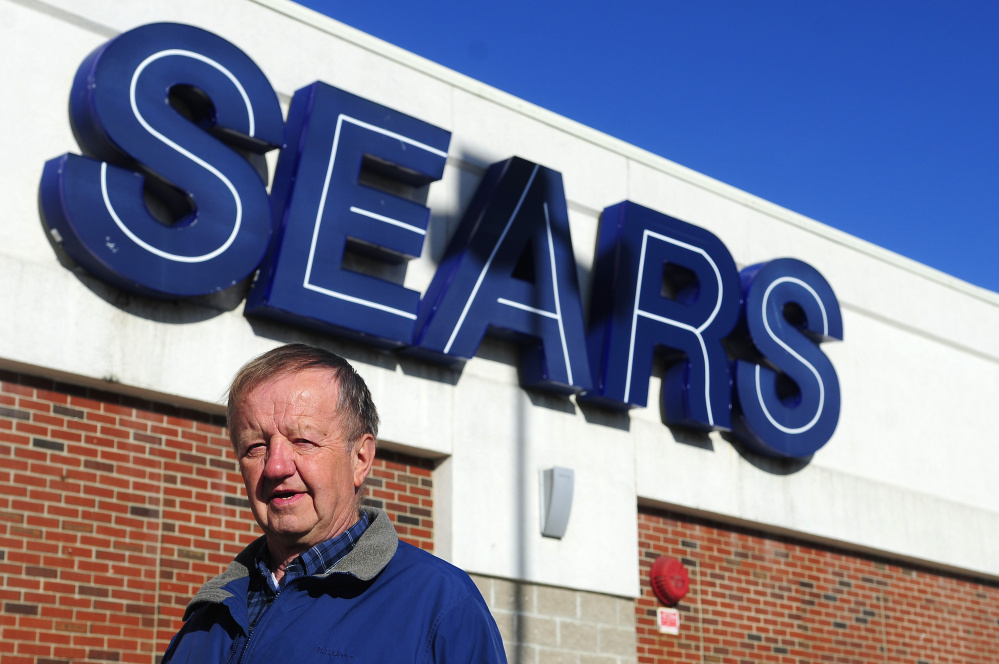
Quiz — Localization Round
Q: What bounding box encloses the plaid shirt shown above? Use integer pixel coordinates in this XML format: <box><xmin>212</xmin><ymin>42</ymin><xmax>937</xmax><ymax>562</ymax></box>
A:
<box><xmin>246</xmin><ymin>511</ymin><xmax>371</xmax><ymax>629</ymax></box>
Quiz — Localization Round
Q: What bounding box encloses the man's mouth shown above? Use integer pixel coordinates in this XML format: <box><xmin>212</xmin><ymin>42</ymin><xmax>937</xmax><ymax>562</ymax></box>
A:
<box><xmin>268</xmin><ymin>490</ymin><xmax>302</xmax><ymax>505</ymax></box>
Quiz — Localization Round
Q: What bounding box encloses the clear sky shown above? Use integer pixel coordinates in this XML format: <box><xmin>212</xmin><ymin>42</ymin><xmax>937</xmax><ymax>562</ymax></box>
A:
<box><xmin>293</xmin><ymin>0</ymin><xmax>999</xmax><ymax>294</ymax></box>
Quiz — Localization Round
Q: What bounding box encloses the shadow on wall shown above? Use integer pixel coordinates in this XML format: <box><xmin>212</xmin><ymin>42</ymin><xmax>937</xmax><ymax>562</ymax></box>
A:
<box><xmin>514</xmin><ymin>381</ymin><xmax>528</xmax><ymax>663</ymax></box>
<box><xmin>721</xmin><ymin>431</ymin><xmax>812</xmax><ymax>475</ymax></box>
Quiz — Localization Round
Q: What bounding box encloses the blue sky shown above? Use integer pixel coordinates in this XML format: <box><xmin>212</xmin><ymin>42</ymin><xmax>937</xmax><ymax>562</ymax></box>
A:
<box><xmin>294</xmin><ymin>1</ymin><xmax>999</xmax><ymax>294</ymax></box>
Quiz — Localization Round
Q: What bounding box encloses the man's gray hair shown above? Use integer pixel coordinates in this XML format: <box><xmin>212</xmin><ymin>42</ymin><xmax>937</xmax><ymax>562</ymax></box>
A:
<box><xmin>226</xmin><ymin>343</ymin><xmax>379</xmax><ymax>446</ymax></box>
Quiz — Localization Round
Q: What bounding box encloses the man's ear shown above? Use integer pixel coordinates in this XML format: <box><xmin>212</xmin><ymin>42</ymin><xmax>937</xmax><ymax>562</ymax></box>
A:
<box><xmin>352</xmin><ymin>434</ymin><xmax>377</xmax><ymax>488</ymax></box>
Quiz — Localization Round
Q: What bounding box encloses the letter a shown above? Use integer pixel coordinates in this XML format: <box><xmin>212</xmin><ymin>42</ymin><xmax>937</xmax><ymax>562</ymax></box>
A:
<box><xmin>412</xmin><ymin>157</ymin><xmax>592</xmax><ymax>394</ymax></box>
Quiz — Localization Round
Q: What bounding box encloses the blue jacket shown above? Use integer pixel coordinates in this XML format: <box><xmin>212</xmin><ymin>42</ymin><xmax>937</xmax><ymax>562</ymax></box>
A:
<box><xmin>162</xmin><ymin>508</ymin><xmax>507</xmax><ymax>663</ymax></box>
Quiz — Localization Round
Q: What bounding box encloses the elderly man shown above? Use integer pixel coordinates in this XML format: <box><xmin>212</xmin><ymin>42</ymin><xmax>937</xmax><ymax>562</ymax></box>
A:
<box><xmin>163</xmin><ymin>344</ymin><xmax>507</xmax><ymax>663</ymax></box>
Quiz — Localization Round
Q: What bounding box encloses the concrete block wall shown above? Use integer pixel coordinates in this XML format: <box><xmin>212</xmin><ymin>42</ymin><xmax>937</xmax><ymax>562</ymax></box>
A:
<box><xmin>636</xmin><ymin>507</ymin><xmax>999</xmax><ymax>663</ymax></box>
<box><xmin>0</xmin><ymin>371</ymin><xmax>438</xmax><ymax>663</ymax></box>
<box><xmin>472</xmin><ymin>575</ymin><xmax>636</xmax><ymax>664</ymax></box>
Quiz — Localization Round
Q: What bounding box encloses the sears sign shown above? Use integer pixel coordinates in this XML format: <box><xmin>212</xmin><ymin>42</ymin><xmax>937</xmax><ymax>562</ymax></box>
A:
<box><xmin>39</xmin><ymin>24</ymin><xmax>843</xmax><ymax>459</ymax></box>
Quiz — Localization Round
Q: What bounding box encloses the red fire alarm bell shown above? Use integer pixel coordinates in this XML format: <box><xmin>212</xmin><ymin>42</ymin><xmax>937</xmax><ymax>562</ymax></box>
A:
<box><xmin>650</xmin><ymin>556</ymin><xmax>690</xmax><ymax>605</ymax></box>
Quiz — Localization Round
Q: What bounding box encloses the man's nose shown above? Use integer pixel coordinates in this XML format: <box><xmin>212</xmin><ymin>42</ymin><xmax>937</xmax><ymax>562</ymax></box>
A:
<box><xmin>262</xmin><ymin>438</ymin><xmax>295</xmax><ymax>478</ymax></box>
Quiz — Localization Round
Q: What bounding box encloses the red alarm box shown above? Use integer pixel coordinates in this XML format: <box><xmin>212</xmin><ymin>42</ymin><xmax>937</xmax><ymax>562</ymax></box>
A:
<box><xmin>650</xmin><ymin>556</ymin><xmax>690</xmax><ymax>605</ymax></box>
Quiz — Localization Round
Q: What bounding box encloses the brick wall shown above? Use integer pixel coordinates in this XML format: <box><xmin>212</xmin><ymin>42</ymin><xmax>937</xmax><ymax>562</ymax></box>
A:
<box><xmin>0</xmin><ymin>372</ymin><xmax>435</xmax><ymax>664</ymax></box>
<box><xmin>637</xmin><ymin>507</ymin><xmax>999</xmax><ymax>664</ymax></box>
<box><xmin>362</xmin><ymin>450</ymin><xmax>434</xmax><ymax>552</ymax></box>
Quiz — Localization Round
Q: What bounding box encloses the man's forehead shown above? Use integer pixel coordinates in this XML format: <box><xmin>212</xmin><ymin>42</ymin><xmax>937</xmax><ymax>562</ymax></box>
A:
<box><xmin>252</xmin><ymin>367</ymin><xmax>339</xmax><ymax>399</ymax></box>
<box><xmin>234</xmin><ymin>369</ymin><xmax>342</xmax><ymax>425</ymax></box>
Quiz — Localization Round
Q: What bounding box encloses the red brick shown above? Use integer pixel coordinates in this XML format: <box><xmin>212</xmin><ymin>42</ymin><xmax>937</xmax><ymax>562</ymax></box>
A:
<box><xmin>635</xmin><ymin>508</ymin><xmax>998</xmax><ymax>664</ymax></box>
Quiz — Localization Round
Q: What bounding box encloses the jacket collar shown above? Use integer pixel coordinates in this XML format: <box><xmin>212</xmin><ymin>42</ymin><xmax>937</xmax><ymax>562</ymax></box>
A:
<box><xmin>319</xmin><ymin>506</ymin><xmax>398</xmax><ymax>581</ymax></box>
<box><xmin>183</xmin><ymin>507</ymin><xmax>398</xmax><ymax>620</ymax></box>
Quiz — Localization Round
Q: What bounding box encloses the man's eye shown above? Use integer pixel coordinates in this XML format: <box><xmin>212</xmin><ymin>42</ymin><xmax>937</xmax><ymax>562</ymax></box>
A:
<box><xmin>293</xmin><ymin>439</ymin><xmax>316</xmax><ymax>447</ymax></box>
<box><xmin>243</xmin><ymin>444</ymin><xmax>266</xmax><ymax>457</ymax></box>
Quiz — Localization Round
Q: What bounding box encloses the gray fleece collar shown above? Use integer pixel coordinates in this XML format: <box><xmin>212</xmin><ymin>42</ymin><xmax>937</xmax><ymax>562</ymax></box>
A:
<box><xmin>184</xmin><ymin>507</ymin><xmax>398</xmax><ymax>620</ymax></box>
<box><xmin>322</xmin><ymin>506</ymin><xmax>399</xmax><ymax>581</ymax></box>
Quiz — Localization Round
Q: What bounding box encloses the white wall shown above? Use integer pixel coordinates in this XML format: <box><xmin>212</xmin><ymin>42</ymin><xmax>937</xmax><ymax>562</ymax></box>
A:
<box><xmin>2</xmin><ymin>0</ymin><xmax>997</xmax><ymax>599</ymax></box>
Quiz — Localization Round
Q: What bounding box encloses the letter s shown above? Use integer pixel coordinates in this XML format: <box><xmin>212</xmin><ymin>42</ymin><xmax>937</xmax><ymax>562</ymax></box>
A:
<box><xmin>39</xmin><ymin>23</ymin><xmax>284</xmax><ymax>297</ymax></box>
<box><xmin>733</xmin><ymin>258</ymin><xmax>844</xmax><ymax>458</ymax></box>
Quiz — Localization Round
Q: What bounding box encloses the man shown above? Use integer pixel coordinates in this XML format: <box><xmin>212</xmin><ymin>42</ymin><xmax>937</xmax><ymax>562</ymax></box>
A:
<box><xmin>163</xmin><ymin>343</ymin><xmax>507</xmax><ymax>663</ymax></box>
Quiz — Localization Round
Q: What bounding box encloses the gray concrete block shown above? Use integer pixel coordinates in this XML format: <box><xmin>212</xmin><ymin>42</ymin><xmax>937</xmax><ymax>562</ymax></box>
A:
<box><xmin>558</xmin><ymin>619</ymin><xmax>599</xmax><ymax>652</ymax></box>
<box><xmin>536</xmin><ymin>584</ymin><xmax>579</xmax><ymax>618</ymax></box>
<box><xmin>597</xmin><ymin>625</ymin><xmax>636</xmax><ymax>656</ymax></box>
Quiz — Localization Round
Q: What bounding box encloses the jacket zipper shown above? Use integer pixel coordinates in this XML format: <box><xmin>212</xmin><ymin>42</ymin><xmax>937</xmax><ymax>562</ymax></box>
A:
<box><xmin>229</xmin><ymin>588</ymin><xmax>282</xmax><ymax>664</ymax></box>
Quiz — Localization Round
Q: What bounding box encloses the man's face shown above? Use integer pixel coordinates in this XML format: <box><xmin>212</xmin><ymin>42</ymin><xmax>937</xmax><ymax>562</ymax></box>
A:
<box><xmin>230</xmin><ymin>368</ymin><xmax>375</xmax><ymax>558</ymax></box>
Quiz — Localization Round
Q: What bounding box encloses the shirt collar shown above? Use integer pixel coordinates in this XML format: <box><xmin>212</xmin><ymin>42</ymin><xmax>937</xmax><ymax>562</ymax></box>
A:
<box><xmin>254</xmin><ymin>511</ymin><xmax>371</xmax><ymax>591</ymax></box>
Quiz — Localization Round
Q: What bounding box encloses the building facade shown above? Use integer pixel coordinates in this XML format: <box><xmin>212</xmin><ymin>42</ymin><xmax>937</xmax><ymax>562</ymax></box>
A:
<box><xmin>1</xmin><ymin>1</ymin><xmax>997</xmax><ymax>662</ymax></box>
